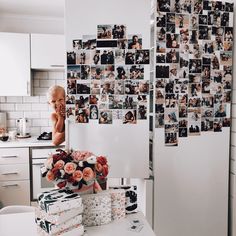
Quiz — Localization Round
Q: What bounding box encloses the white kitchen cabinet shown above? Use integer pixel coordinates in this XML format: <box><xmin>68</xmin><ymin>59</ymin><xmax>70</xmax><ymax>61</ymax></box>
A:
<box><xmin>31</xmin><ymin>34</ymin><xmax>65</xmax><ymax>70</ymax></box>
<box><xmin>0</xmin><ymin>32</ymin><xmax>31</xmax><ymax>96</ymax></box>
<box><xmin>0</xmin><ymin>147</ymin><xmax>30</xmax><ymax>207</ymax></box>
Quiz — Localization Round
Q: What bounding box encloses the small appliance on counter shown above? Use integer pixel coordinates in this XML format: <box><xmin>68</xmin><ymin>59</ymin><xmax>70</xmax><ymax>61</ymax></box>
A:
<box><xmin>16</xmin><ymin>118</ymin><xmax>31</xmax><ymax>138</ymax></box>
<box><xmin>37</xmin><ymin>132</ymin><xmax>52</xmax><ymax>141</ymax></box>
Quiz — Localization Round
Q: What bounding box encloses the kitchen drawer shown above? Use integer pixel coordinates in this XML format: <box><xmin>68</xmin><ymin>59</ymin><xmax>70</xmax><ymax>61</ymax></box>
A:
<box><xmin>0</xmin><ymin>180</ymin><xmax>30</xmax><ymax>206</ymax></box>
<box><xmin>31</xmin><ymin>148</ymin><xmax>60</xmax><ymax>159</ymax></box>
<box><xmin>0</xmin><ymin>148</ymin><xmax>29</xmax><ymax>164</ymax></box>
<box><xmin>0</xmin><ymin>163</ymin><xmax>29</xmax><ymax>181</ymax></box>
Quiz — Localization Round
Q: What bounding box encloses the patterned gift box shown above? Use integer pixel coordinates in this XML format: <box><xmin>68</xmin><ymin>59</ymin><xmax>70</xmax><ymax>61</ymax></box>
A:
<box><xmin>82</xmin><ymin>192</ymin><xmax>111</xmax><ymax>226</ymax></box>
<box><xmin>107</xmin><ymin>189</ymin><xmax>126</xmax><ymax>220</ymax></box>
<box><xmin>35</xmin><ymin>206</ymin><xmax>83</xmax><ymax>225</ymax></box>
<box><xmin>109</xmin><ymin>185</ymin><xmax>138</xmax><ymax>214</ymax></box>
<box><xmin>35</xmin><ymin>214</ymin><xmax>82</xmax><ymax>235</ymax></box>
<box><xmin>38</xmin><ymin>188</ymin><xmax>82</xmax><ymax>214</ymax></box>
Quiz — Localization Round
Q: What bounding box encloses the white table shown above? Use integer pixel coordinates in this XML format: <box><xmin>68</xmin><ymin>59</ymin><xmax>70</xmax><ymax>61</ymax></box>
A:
<box><xmin>0</xmin><ymin>211</ymin><xmax>156</xmax><ymax>236</ymax></box>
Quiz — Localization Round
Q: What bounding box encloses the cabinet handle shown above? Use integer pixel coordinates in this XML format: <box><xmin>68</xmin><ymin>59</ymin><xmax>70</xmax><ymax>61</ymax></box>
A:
<box><xmin>2</xmin><ymin>184</ymin><xmax>18</xmax><ymax>187</ymax></box>
<box><xmin>50</xmin><ymin>65</ymin><xmax>64</xmax><ymax>67</ymax></box>
<box><xmin>1</xmin><ymin>155</ymin><xmax>18</xmax><ymax>158</ymax></box>
<box><xmin>2</xmin><ymin>172</ymin><xmax>18</xmax><ymax>175</ymax></box>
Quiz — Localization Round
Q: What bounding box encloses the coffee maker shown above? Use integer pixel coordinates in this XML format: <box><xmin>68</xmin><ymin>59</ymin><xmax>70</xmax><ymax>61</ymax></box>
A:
<box><xmin>16</xmin><ymin>118</ymin><xmax>30</xmax><ymax>138</ymax></box>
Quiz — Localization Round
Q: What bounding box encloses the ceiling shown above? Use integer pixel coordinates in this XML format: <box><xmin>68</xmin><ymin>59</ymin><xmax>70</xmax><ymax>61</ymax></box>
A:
<box><xmin>0</xmin><ymin>0</ymin><xmax>64</xmax><ymax>18</ymax></box>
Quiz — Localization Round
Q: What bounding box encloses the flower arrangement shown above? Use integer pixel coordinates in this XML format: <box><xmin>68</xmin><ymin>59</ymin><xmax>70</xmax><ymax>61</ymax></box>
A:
<box><xmin>41</xmin><ymin>149</ymin><xmax>109</xmax><ymax>192</ymax></box>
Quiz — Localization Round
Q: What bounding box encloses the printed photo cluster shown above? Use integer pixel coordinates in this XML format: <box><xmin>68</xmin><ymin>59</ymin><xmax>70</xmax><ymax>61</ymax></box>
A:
<box><xmin>156</xmin><ymin>0</ymin><xmax>233</xmax><ymax>146</ymax></box>
<box><xmin>66</xmin><ymin>24</ymin><xmax>150</xmax><ymax>124</ymax></box>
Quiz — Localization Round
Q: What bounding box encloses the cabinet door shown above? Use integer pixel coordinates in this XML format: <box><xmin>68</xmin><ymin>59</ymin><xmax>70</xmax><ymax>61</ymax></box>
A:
<box><xmin>31</xmin><ymin>34</ymin><xmax>65</xmax><ymax>70</ymax></box>
<box><xmin>0</xmin><ymin>180</ymin><xmax>30</xmax><ymax>206</ymax></box>
<box><xmin>0</xmin><ymin>33</ymin><xmax>31</xmax><ymax>96</ymax></box>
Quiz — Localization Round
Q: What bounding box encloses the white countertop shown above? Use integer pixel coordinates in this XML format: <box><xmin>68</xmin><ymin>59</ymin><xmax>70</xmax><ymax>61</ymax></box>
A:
<box><xmin>0</xmin><ymin>211</ymin><xmax>156</xmax><ymax>236</ymax></box>
<box><xmin>0</xmin><ymin>136</ymin><xmax>65</xmax><ymax>148</ymax></box>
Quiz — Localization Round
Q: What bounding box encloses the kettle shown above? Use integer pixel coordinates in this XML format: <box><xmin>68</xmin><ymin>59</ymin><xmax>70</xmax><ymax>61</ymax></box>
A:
<box><xmin>16</xmin><ymin>118</ymin><xmax>30</xmax><ymax>138</ymax></box>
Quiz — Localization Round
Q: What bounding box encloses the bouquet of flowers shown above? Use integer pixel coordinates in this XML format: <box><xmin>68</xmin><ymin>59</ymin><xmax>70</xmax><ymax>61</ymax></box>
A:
<box><xmin>41</xmin><ymin>149</ymin><xmax>109</xmax><ymax>194</ymax></box>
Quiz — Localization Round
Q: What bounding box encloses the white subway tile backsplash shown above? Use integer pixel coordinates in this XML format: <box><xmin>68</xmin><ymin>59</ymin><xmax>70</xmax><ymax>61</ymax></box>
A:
<box><xmin>15</xmin><ymin>103</ymin><xmax>31</xmax><ymax>111</ymax></box>
<box><xmin>56</xmin><ymin>80</ymin><xmax>66</xmax><ymax>87</ymax></box>
<box><xmin>41</xmin><ymin>111</ymin><xmax>51</xmax><ymax>119</ymax></box>
<box><xmin>30</xmin><ymin>127</ymin><xmax>41</xmax><ymax>136</ymax></box>
<box><xmin>24</xmin><ymin>111</ymin><xmax>41</xmax><ymax>119</ymax></box>
<box><xmin>0</xmin><ymin>104</ymin><xmax>15</xmax><ymax>111</ymax></box>
<box><xmin>7</xmin><ymin>97</ymin><xmax>22</xmax><ymax>103</ymax></box>
<box><xmin>34</xmin><ymin>87</ymin><xmax>49</xmax><ymax>96</ymax></box>
<box><xmin>32</xmin><ymin>104</ymin><xmax>49</xmax><ymax>111</ymax></box>
<box><xmin>48</xmin><ymin>71</ymin><xmax>65</xmax><ymax>80</ymax></box>
<box><xmin>40</xmin><ymin>127</ymin><xmax>52</xmax><ymax>134</ymax></box>
<box><xmin>0</xmin><ymin>97</ymin><xmax>6</xmax><ymax>103</ymax></box>
<box><xmin>40</xmin><ymin>96</ymin><xmax>48</xmax><ymax>103</ymax></box>
<box><xmin>40</xmin><ymin>79</ymin><xmax>56</xmax><ymax>88</ymax></box>
<box><xmin>23</xmin><ymin>96</ymin><xmax>40</xmax><ymax>103</ymax></box>
<box><xmin>32</xmin><ymin>119</ymin><xmax>49</xmax><ymax>127</ymax></box>
<box><xmin>7</xmin><ymin>111</ymin><xmax>24</xmax><ymax>119</ymax></box>
<box><xmin>33</xmin><ymin>79</ymin><xmax>40</xmax><ymax>87</ymax></box>
<box><xmin>33</xmin><ymin>71</ymin><xmax>48</xmax><ymax>79</ymax></box>
<box><xmin>7</xmin><ymin>119</ymin><xmax>16</xmax><ymax>128</ymax></box>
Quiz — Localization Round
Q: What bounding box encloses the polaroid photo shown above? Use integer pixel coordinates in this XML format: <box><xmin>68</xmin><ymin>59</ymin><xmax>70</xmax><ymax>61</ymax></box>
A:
<box><xmin>138</xmin><ymin>95</ymin><xmax>147</xmax><ymax>106</ymax></box>
<box><xmin>67</xmin><ymin>79</ymin><xmax>77</xmax><ymax>94</ymax></box>
<box><xmin>80</xmin><ymin>65</ymin><xmax>91</xmax><ymax>80</ymax></box>
<box><xmin>166</xmin><ymin>34</ymin><xmax>180</xmax><ymax>48</ymax></box>
<box><xmin>212</xmin><ymin>11</ymin><xmax>221</xmax><ymax>27</ymax></box>
<box><xmin>222</xmin><ymin>118</ymin><xmax>230</xmax><ymax>127</ymax></box>
<box><xmin>125</xmin><ymin>50</ymin><xmax>136</xmax><ymax>65</ymax></box>
<box><xmin>137</xmin><ymin>105</ymin><xmax>147</xmax><ymax>119</ymax></box>
<box><xmin>190</xmin><ymin>15</ymin><xmax>198</xmax><ymax>30</ymax></box>
<box><xmin>179</xmin><ymin>127</ymin><xmax>188</xmax><ymax>137</ymax></box>
<box><xmin>211</xmin><ymin>82</ymin><xmax>223</xmax><ymax>95</ymax></box>
<box><xmin>109</xmin><ymin>95</ymin><xmax>123</xmax><ymax>109</ymax></box>
<box><xmin>73</xmin><ymin>39</ymin><xmax>82</xmax><ymax>50</ymax></box>
<box><xmin>221</xmin><ymin>12</ymin><xmax>230</xmax><ymax>27</ymax></box>
<box><xmin>213</xmin><ymin>118</ymin><xmax>223</xmax><ymax>132</ymax></box>
<box><xmin>188</xmin><ymin>96</ymin><xmax>201</xmax><ymax>108</ymax></box>
<box><xmin>123</xmin><ymin>109</ymin><xmax>137</xmax><ymax>124</ymax></box>
<box><xmin>156</xmin><ymin>27</ymin><xmax>166</xmax><ymax>41</ymax></box>
<box><xmin>156</xmin><ymin>42</ymin><xmax>166</xmax><ymax>53</ymax></box>
<box><xmin>76</xmin><ymin>50</ymin><xmax>92</xmax><ymax>65</ymax></box>
<box><xmin>201</xmin><ymin>118</ymin><xmax>213</xmax><ymax>132</ymax></box>
<box><xmin>96</xmin><ymin>40</ymin><xmax>118</xmax><ymax>48</ymax></box>
<box><xmin>165</xmin><ymin>124</ymin><xmax>179</xmax><ymax>133</ymax></box>
<box><xmin>66</xmin><ymin>95</ymin><xmax>76</xmax><ymax>105</ymax></box>
<box><xmin>220</xmin><ymin>51</ymin><xmax>233</xmax><ymax>66</ymax></box>
<box><xmin>156</xmin><ymin>13</ymin><xmax>166</xmax><ymax>27</ymax></box>
<box><xmin>156</xmin><ymin>65</ymin><xmax>169</xmax><ymax>78</ymax></box>
<box><xmin>224</xmin><ymin>27</ymin><xmax>233</xmax><ymax>41</ymax></box>
<box><xmin>89</xmin><ymin>105</ymin><xmax>99</xmax><ymax>120</ymax></box>
<box><xmin>114</xmin><ymin>80</ymin><xmax>124</xmax><ymax>95</ymax></box>
<box><xmin>75</xmin><ymin>95</ymin><xmax>89</xmax><ymax>109</ymax></box>
<box><xmin>165</xmin><ymin>132</ymin><xmax>178</xmax><ymax>146</ymax></box>
<box><xmin>91</xmin><ymin>65</ymin><xmax>104</xmax><ymax>80</ymax></box>
<box><xmin>193</xmin><ymin>0</ymin><xmax>203</xmax><ymax>13</ymax></box>
<box><xmin>189</xmin><ymin>59</ymin><xmax>202</xmax><ymax>73</ymax></box>
<box><xmin>124</xmin><ymin>80</ymin><xmax>139</xmax><ymax>95</ymax></box>
<box><xmin>117</xmin><ymin>39</ymin><xmax>128</xmax><ymax>49</ymax></box>
<box><xmin>176</xmin><ymin>14</ymin><xmax>189</xmax><ymax>28</ymax></box>
<box><xmin>67</xmin><ymin>51</ymin><xmax>76</xmax><ymax>65</ymax></box>
<box><xmin>214</xmin><ymin>93</ymin><xmax>223</xmax><ymax>104</ymax></box>
<box><xmin>223</xmin><ymin>76</ymin><xmax>232</xmax><ymax>90</ymax></box>
<box><xmin>189</xmin><ymin>30</ymin><xmax>199</xmax><ymax>44</ymax></box>
<box><xmin>202</xmin><ymin>94</ymin><xmax>213</xmax><ymax>108</ymax></box>
<box><xmin>178</xmin><ymin>79</ymin><xmax>188</xmax><ymax>94</ymax></box>
<box><xmin>166</xmin><ymin>49</ymin><xmax>179</xmax><ymax>63</ymax></box>
<box><xmin>157</xmin><ymin>0</ymin><xmax>171</xmax><ymax>12</ymax></box>
<box><xmin>179</xmin><ymin>105</ymin><xmax>187</xmax><ymax>118</ymax></box>
<box><xmin>202</xmin><ymin>55</ymin><xmax>211</xmax><ymax>65</ymax></box>
<box><xmin>139</xmin><ymin>81</ymin><xmax>149</xmax><ymax>95</ymax></box>
<box><xmin>67</xmin><ymin>65</ymin><xmax>81</xmax><ymax>79</ymax></box>
<box><xmin>90</xmin><ymin>80</ymin><xmax>101</xmax><ymax>95</ymax></box>
<box><xmin>202</xmin><ymin>64</ymin><xmax>211</xmax><ymax>79</ymax></box>
<box><xmin>101</xmin><ymin>80</ymin><xmax>115</xmax><ymax>95</ymax></box>
<box><xmin>155</xmin><ymin>104</ymin><xmax>165</xmax><ymax>114</ymax></box>
<box><xmin>223</xmin><ymin>41</ymin><xmax>233</xmax><ymax>51</ymax></box>
<box><xmin>164</xmin><ymin>108</ymin><xmax>178</xmax><ymax>124</ymax></box>
<box><xmin>129</xmin><ymin>65</ymin><xmax>144</xmax><ymax>80</ymax></box>
<box><xmin>115</xmin><ymin>49</ymin><xmax>125</xmax><ymax>65</ymax></box>
<box><xmin>165</xmin><ymin>93</ymin><xmax>178</xmax><ymax>108</ymax></box>
<box><xmin>222</xmin><ymin>91</ymin><xmax>231</xmax><ymax>103</ymax></box>
<box><xmin>123</xmin><ymin>95</ymin><xmax>138</xmax><ymax>109</ymax></box>
<box><xmin>89</xmin><ymin>95</ymin><xmax>99</xmax><ymax>105</ymax></box>
<box><xmin>97</xmin><ymin>25</ymin><xmax>113</xmax><ymax>39</ymax></box>
<box><xmin>169</xmin><ymin>64</ymin><xmax>179</xmax><ymax>80</ymax></box>
<box><xmin>189</xmin><ymin>83</ymin><xmax>202</xmax><ymax>97</ymax></box>
<box><xmin>179</xmin><ymin>118</ymin><xmax>188</xmax><ymax>128</ymax></box>
<box><xmin>112</xmin><ymin>110</ymin><xmax>123</xmax><ymax>120</ymax></box>
<box><xmin>202</xmin><ymin>79</ymin><xmax>211</xmax><ymax>94</ymax></box>
<box><xmin>115</xmin><ymin>65</ymin><xmax>129</xmax><ymax>80</ymax></box>
<box><xmin>165</xmin><ymin>80</ymin><xmax>174</xmax><ymax>93</ymax></box>
<box><xmin>155</xmin><ymin>113</ymin><xmax>164</xmax><ymax>128</ymax></box>
<box><xmin>156</xmin><ymin>53</ymin><xmax>166</xmax><ymax>63</ymax></box>
<box><xmin>166</xmin><ymin>24</ymin><xmax>175</xmax><ymax>33</ymax></box>
<box><xmin>76</xmin><ymin>81</ymin><xmax>90</xmax><ymax>94</ymax></box>
<box><xmin>99</xmin><ymin>110</ymin><xmax>113</xmax><ymax>124</ymax></box>
<box><xmin>112</xmin><ymin>25</ymin><xmax>126</xmax><ymax>39</ymax></box>
<box><xmin>66</xmin><ymin>105</ymin><xmax>75</xmax><ymax>121</ymax></box>
<box><xmin>103</xmin><ymin>65</ymin><xmax>115</xmax><ymax>80</ymax></box>
<box><xmin>198</xmin><ymin>14</ymin><xmax>208</xmax><ymax>25</ymax></box>
<box><xmin>202</xmin><ymin>107</ymin><xmax>214</xmax><ymax>118</ymax></box>
<box><xmin>180</xmin><ymin>54</ymin><xmax>189</xmax><ymax>69</ymax></box>
<box><xmin>90</xmin><ymin>50</ymin><xmax>101</xmax><ymax>65</ymax></box>
<box><xmin>100</xmin><ymin>49</ymin><xmax>115</xmax><ymax>65</ymax></box>
<box><xmin>202</xmin><ymin>41</ymin><xmax>216</xmax><ymax>54</ymax></box>
<box><xmin>179</xmin><ymin>94</ymin><xmax>188</xmax><ymax>106</ymax></box>
<box><xmin>75</xmin><ymin>108</ymin><xmax>89</xmax><ymax>123</ymax></box>
<box><xmin>211</xmin><ymin>70</ymin><xmax>223</xmax><ymax>83</ymax></box>
<box><xmin>166</xmin><ymin>13</ymin><xmax>175</xmax><ymax>24</ymax></box>
<box><xmin>179</xmin><ymin>28</ymin><xmax>189</xmax><ymax>44</ymax></box>
<box><xmin>188</xmin><ymin>107</ymin><xmax>201</xmax><ymax>122</ymax></box>
<box><xmin>156</xmin><ymin>88</ymin><xmax>165</xmax><ymax>104</ymax></box>
<box><xmin>156</xmin><ymin>78</ymin><xmax>165</xmax><ymax>89</ymax></box>
<box><xmin>214</xmin><ymin>103</ymin><xmax>227</xmax><ymax>118</ymax></box>
<box><xmin>128</xmin><ymin>34</ymin><xmax>142</xmax><ymax>50</ymax></box>
<box><xmin>188</xmin><ymin>122</ymin><xmax>201</xmax><ymax>136</ymax></box>
<box><xmin>189</xmin><ymin>44</ymin><xmax>203</xmax><ymax>59</ymax></box>
<box><xmin>212</xmin><ymin>27</ymin><xmax>224</xmax><ymax>36</ymax></box>
<box><xmin>82</xmin><ymin>35</ymin><xmax>96</xmax><ymax>49</ymax></box>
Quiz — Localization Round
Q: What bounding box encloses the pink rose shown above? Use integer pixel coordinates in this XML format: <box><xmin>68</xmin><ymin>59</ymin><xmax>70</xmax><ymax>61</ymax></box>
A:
<box><xmin>46</xmin><ymin>171</ymin><xmax>55</xmax><ymax>182</ymax></box>
<box><xmin>73</xmin><ymin>170</ymin><xmax>83</xmax><ymax>182</ymax></box>
<box><xmin>83</xmin><ymin>167</ymin><xmax>94</xmax><ymax>182</ymax></box>
<box><xmin>102</xmin><ymin>164</ymin><xmax>109</xmax><ymax>177</ymax></box>
<box><xmin>71</xmin><ymin>151</ymin><xmax>93</xmax><ymax>162</ymax></box>
<box><xmin>64</xmin><ymin>162</ymin><xmax>76</xmax><ymax>174</ymax></box>
<box><xmin>54</xmin><ymin>160</ymin><xmax>65</xmax><ymax>169</ymax></box>
<box><xmin>95</xmin><ymin>163</ymin><xmax>103</xmax><ymax>173</ymax></box>
<box><xmin>45</xmin><ymin>157</ymin><xmax>53</xmax><ymax>169</ymax></box>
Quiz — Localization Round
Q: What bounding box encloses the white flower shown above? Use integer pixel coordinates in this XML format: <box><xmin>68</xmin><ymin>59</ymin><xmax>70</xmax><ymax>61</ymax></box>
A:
<box><xmin>86</xmin><ymin>155</ymin><xmax>97</xmax><ymax>164</ymax></box>
<box><xmin>79</xmin><ymin>161</ymin><xmax>84</xmax><ymax>167</ymax></box>
<box><xmin>60</xmin><ymin>169</ymin><xmax>65</xmax><ymax>178</ymax></box>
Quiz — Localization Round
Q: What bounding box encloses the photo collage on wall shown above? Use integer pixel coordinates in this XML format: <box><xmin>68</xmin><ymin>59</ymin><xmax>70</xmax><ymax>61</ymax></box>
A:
<box><xmin>155</xmin><ymin>0</ymin><xmax>234</xmax><ymax>146</ymax></box>
<box><xmin>66</xmin><ymin>24</ymin><xmax>150</xmax><ymax>124</ymax></box>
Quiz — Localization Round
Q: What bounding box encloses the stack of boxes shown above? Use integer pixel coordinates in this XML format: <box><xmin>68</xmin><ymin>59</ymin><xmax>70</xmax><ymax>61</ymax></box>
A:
<box><xmin>35</xmin><ymin>188</ymin><xmax>84</xmax><ymax>236</ymax></box>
